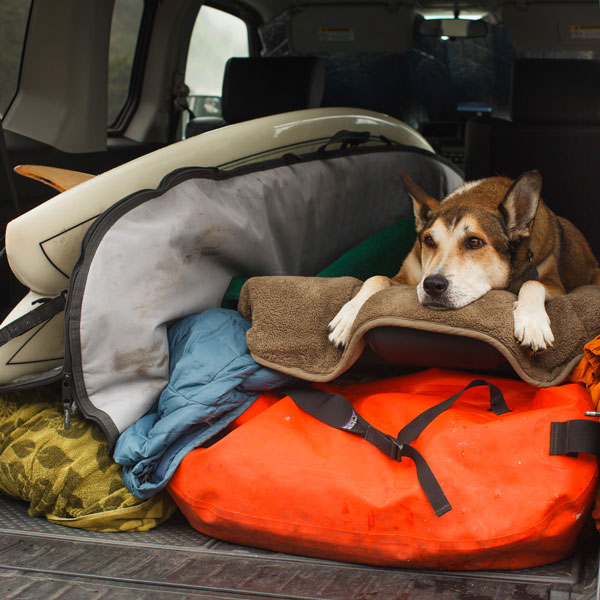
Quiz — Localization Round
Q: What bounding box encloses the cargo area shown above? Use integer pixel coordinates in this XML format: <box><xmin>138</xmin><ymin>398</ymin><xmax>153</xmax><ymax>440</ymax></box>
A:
<box><xmin>2</xmin><ymin>1</ymin><xmax>600</xmax><ymax>598</ymax></box>
<box><xmin>0</xmin><ymin>494</ymin><xmax>596</xmax><ymax>600</ymax></box>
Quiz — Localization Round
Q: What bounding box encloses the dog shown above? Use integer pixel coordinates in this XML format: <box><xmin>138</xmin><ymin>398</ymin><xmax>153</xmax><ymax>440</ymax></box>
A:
<box><xmin>328</xmin><ymin>170</ymin><xmax>600</xmax><ymax>352</ymax></box>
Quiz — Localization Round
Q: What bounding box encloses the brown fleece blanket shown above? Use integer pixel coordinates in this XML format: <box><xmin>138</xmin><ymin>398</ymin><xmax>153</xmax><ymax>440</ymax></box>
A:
<box><xmin>238</xmin><ymin>276</ymin><xmax>600</xmax><ymax>387</ymax></box>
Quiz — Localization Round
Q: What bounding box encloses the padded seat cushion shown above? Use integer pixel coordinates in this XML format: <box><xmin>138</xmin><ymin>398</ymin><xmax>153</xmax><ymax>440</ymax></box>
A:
<box><xmin>221</xmin><ymin>57</ymin><xmax>325</xmax><ymax>124</ymax></box>
<box><xmin>511</xmin><ymin>58</ymin><xmax>600</xmax><ymax>124</ymax></box>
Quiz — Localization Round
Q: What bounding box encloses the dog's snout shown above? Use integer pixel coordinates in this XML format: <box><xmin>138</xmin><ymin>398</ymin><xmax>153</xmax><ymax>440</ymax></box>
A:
<box><xmin>423</xmin><ymin>274</ymin><xmax>449</xmax><ymax>297</ymax></box>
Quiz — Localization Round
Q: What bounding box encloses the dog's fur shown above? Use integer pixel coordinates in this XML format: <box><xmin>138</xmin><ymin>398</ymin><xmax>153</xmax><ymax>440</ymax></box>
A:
<box><xmin>328</xmin><ymin>171</ymin><xmax>600</xmax><ymax>352</ymax></box>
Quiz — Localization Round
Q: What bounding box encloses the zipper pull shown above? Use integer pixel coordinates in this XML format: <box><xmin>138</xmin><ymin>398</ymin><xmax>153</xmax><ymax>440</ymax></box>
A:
<box><xmin>62</xmin><ymin>373</ymin><xmax>73</xmax><ymax>429</ymax></box>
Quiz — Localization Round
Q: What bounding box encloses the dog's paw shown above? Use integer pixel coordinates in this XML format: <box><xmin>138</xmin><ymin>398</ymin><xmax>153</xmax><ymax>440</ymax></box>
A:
<box><xmin>328</xmin><ymin>297</ymin><xmax>362</xmax><ymax>348</ymax></box>
<box><xmin>328</xmin><ymin>276</ymin><xmax>393</xmax><ymax>348</ymax></box>
<box><xmin>512</xmin><ymin>301</ymin><xmax>554</xmax><ymax>352</ymax></box>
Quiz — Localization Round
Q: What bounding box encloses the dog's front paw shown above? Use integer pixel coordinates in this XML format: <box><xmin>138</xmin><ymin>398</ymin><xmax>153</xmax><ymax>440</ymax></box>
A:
<box><xmin>512</xmin><ymin>301</ymin><xmax>554</xmax><ymax>352</ymax></box>
<box><xmin>328</xmin><ymin>297</ymin><xmax>362</xmax><ymax>348</ymax></box>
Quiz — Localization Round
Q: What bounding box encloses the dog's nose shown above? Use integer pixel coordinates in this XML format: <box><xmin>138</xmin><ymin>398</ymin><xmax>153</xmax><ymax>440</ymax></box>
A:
<box><xmin>423</xmin><ymin>274</ymin><xmax>449</xmax><ymax>297</ymax></box>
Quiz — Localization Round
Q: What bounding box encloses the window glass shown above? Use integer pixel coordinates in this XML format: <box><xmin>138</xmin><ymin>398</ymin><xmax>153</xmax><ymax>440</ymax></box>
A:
<box><xmin>0</xmin><ymin>0</ymin><xmax>31</xmax><ymax>117</ymax></box>
<box><xmin>185</xmin><ymin>6</ymin><xmax>249</xmax><ymax>119</ymax></box>
<box><xmin>108</xmin><ymin>0</ymin><xmax>144</xmax><ymax>125</ymax></box>
<box><xmin>261</xmin><ymin>15</ymin><xmax>515</xmax><ymax>130</ymax></box>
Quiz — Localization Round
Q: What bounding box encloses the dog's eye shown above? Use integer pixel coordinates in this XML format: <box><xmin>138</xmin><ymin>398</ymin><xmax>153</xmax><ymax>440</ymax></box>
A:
<box><xmin>466</xmin><ymin>236</ymin><xmax>485</xmax><ymax>249</ymax></box>
<box><xmin>423</xmin><ymin>235</ymin><xmax>435</xmax><ymax>248</ymax></box>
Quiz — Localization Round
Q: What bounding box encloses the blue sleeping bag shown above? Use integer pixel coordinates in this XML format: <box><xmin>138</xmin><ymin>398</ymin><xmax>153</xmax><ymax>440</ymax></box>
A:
<box><xmin>114</xmin><ymin>308</ymin><xmax>291</xmax><ymax>498</ymax></box>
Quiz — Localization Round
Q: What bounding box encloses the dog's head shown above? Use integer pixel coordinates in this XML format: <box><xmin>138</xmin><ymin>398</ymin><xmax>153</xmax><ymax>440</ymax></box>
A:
<box><xmin>401</xmin><ymin>171</ymin><xmax>542</xmax><ymax>309</ymax></box>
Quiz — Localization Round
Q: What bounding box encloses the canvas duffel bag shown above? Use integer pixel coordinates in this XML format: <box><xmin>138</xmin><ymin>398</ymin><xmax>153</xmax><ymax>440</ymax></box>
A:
<box><xmin>167</xmin><ymin>369</ymin><xmax>600</xmax><ymax>570</ymax></box>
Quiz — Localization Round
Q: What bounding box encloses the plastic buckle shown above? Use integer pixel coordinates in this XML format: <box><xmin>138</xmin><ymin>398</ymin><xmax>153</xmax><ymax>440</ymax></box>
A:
<box><xmin>390</xmin><ymin>438</ymin><xmax>404</xmax><ymax>462</ymax></box>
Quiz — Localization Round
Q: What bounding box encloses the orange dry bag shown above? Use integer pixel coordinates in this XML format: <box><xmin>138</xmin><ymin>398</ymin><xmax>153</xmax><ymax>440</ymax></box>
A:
<box><xmin>168</xmin><ymin>369</ymin><xmax>599</xmax><ymax>570</ymax></box>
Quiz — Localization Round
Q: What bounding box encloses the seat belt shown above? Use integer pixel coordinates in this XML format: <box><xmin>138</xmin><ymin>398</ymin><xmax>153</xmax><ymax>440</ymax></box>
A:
<box><xmin>0</xmin><ymin>117</ymin><xmax>20</xmax><ymax>216</ymax></box>
<box><xmin>0</xmin><ymin>117</ymin><xmax>21</xmax><ymax>322</ymax></box>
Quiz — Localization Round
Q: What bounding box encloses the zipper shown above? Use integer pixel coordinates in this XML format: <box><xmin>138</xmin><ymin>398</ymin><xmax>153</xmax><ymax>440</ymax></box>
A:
<box><xmin>55</xmin><ymin>180</ymin><xmax>170</xmax><ymax>442</ymax></box>
<box><xmin>61</xmin><ymin>282</ymin><xmax>75</xmax><ymax>429</ymax></box>
<box><xmin>61</xmin><ymin>371</ymin><xmax>76</xmax><ymax>429</ymax></box>
<box><xmin>60</xmin><ymin>223</ymin><xmax>88</xmax><ymax>431</ymax></box>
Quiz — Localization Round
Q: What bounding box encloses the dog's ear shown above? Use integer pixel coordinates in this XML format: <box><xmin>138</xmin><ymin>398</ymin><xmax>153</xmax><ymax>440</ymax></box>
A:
<box><xmin>499</xmin><ymin>171</ymin><xmax>542</xmax><ymax>241</ymax></box>
<box><xmin>399</xmin><ymin>172</ymin><xmax>439</xmax><ymax>232</ymax></box>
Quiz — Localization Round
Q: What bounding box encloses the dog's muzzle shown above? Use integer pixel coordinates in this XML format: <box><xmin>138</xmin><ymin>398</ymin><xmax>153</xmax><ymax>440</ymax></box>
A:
<box><xmin>423</xmin><ymin>274</ymin><xmax>449</xmax><ymax>298</ymax></box>
<box><xmin>420</xmin><ymin>274</ymin><xmax>452</xmax><ymax>309</ymax></box>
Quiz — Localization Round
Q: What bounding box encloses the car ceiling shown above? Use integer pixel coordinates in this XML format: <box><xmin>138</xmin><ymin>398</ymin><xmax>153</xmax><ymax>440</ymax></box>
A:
<box><xmin>242</xmin><ymin>0</ymin><xmax>598</xmax><ymax>23</ymax></box>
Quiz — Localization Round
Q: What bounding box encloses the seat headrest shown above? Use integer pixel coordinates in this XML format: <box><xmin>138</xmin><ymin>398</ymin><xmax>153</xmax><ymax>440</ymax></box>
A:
<box><xmin>221</xmin><ymin>57</ymin><xmax>325</xmax><ymax>124</ymax></box>
<box><xmin>511</xmin><ymin>58</ymin><xmax>600</xmax><ymax>124</ymax></box>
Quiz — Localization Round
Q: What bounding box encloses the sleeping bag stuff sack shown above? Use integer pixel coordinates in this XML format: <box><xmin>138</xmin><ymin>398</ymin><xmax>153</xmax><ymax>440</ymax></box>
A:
<box><xmin>167</xmin><ymin>369</ymin><xmax>600</xmax><ymax>570</ymax></box>
<box><xmin>0</xmin><ymin>133</ymin><xmax>463</xmax><ymax>449</ymax></box>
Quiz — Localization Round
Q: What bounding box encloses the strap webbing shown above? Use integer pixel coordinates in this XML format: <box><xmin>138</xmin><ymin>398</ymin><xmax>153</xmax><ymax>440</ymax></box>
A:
<box><xmin>397</xmin><ymin>379</ymin><xmax>510</xmax><ymax>445</ymax></box>
<box><xmin>286</xmin><ymin>386</ymin><xmax>452</xmax><ymax>517</ymax></box>
<box><xmin>286</xmin><ymin>380</ymin><xmax>512</xmax><ymax>518</ymax></box>
<box><xmin>0</xmin><ymin>292</ymin><xmax>67</xmax><ymax>348</ymax></box>
<box><xmin>550</xmin><ymin>419</ymin><xmax>600</xmax><ymax>457</ymax></box>
<box><xmin>318</xmin><ymin>130</ymin><xmax>371</xmax><ymax>152</ymax></box>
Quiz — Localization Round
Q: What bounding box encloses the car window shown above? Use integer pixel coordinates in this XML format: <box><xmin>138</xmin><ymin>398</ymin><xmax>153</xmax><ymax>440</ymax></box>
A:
<box><xmin>108</xmin><ymin>0</ymin><xmax>145</xmax><ymax>126</ymax></box>
<box><xmin>260</xmin><ymin>14</ymin><xmax>515</xmax><ymax>131</ymax></box>
<box><xmin>0</xmin><ymin>0</ymin><xmax>31</xmax><ymax>117</ymax></box>
<box><xmin>185</xmin><ymin>5</ymin><xmax>249</xmax><ymax>122</ymax></box>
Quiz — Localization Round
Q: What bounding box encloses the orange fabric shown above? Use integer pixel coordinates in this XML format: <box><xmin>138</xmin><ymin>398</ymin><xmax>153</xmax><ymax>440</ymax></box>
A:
<box><xmin>227</xmin><ymin>391</ymin><xmax>281</xmax><ymax>429</ymax></box>
<box><xmin>570</xmin><ymin>335</ymin><xmax>600</xmax><ymax>410</ymax></box>
<box><xmin>569</xmin><ymin>335</ymin><xmax>600</xmax><ymax>535</ymax></box>
<box><xmin>168</xmin><ymin>369</ymin><xmax>598</xmax><ymax>570</ymax></box>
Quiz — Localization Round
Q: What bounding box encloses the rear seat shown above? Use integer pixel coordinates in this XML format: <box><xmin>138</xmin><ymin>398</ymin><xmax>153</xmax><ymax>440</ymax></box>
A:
<box><xmin>464</xmin><ymin>58</ymin><xmax>600</xmax><ymax>258</ymax></box>
<box><xmin>185</xmin><ymin>56</ymin><xmax>325</xmax><ymax>138</ymax></box>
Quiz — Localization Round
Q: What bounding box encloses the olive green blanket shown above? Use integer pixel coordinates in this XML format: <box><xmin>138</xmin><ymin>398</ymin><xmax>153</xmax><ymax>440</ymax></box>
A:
<box><xmin>0</xmin><ymin>384</ymin><xmax>176</xmax><ymax>531</ymax></box>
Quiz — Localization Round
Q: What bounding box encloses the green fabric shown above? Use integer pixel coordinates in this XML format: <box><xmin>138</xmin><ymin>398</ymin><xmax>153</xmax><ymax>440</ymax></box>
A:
<box><xmin>221</xmin><ymin>217</ymin><xmax>416</xmax><ymax>309</ymax></box>
<box><xmin>317</xmin><ymin>216</ymin><xmax>416</xmax><ymax>280</ymax></box>
<box><xmin>223</xmin><ymin>277</ymin><xmax>248</xmax><ymax>310</ymax></box>
<box><xmin>0</xmin><ymin>384</ymin><xmax>177</xmax><ymax>531</ymax></box>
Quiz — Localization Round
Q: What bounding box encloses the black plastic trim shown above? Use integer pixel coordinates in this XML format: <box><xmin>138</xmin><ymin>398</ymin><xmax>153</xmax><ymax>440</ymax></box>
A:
<box><xmin>108</xmin><ymin>0</ymin><xmax>159</xmax><ymax>134</ymax></box>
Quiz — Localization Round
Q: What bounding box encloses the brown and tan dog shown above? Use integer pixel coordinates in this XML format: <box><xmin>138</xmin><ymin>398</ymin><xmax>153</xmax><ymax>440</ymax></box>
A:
<box><xmin>328</xmin><ymin>171</ymin><xmax>600</xmax><ymax>352</ymax></box>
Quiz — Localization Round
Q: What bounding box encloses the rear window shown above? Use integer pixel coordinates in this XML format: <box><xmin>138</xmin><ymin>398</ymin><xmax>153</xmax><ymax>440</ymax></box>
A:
<box><xmin>261</xmin><ymin>13</ymin><xmax>600</xmax><ymax>133</ymax></box>
<box><xmin>185</xmin><ymin>6</ymin><xmax>250</xmax><ymax>120</ymax></box>
<box><xmin>0</xmin><ymin>0</ymin><xmax>31</xmax><ymax>117</ymax></box>
<box><xmin>260</xmin><ymin>16</ymin><xmax>516</xmax><ymax>130</ymax></box>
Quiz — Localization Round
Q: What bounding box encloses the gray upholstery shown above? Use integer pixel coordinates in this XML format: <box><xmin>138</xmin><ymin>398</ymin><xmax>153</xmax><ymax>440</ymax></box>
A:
<box><xmin>465</xmin><ymin>59</ymin><xmax>600</xmax><ymax>258</ymax></box>
<box><xmin>510</xmin><ymin>59</ymin><xmax>600</xmax><ymax>124</ymax></box>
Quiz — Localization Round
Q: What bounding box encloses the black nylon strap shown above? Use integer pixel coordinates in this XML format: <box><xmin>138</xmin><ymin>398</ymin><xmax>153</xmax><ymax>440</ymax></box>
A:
<box><xmin>0</xmin><ymin>117</ymin><xmax>19</xmax><ymax>214</ymax></box>
<box><xmin>401</xmin><ymin>443</ymin><xmax>452</xmax><ymax>517</ymax></box>
<box><xmin>550</xmin><ymin>420</ymin><xmax>600</xmax><ymax>457</ymax></box>
<box><xmin>318</xmin><ymin>130</ymin><xmax>371</xmax><ymax>152</ymax></box>
<box><xmin>286</xmin><ymin>386</ymin><xmax>452</xmax><ymax>517</ymax></box>
<box><xmin>0</xmin><ymin>292</ymin><xmax>67</xmax><ymax>348</ymax></box>
<box><xmin>362</xmin><ymin>419</ymin><xmax>451</xmax><ymax>516</ymax></box>
<box><xmin>397</xmin><ymin>379</ymin><xmax>510</xmax><ymax>445</ymax></box>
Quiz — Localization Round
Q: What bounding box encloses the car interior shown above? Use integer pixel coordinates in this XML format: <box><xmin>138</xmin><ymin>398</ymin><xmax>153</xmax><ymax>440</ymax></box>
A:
<box><xmin>1</xmin><ymin>0</ymin><xmax>600</xmax><ymax>598</ymax></box>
